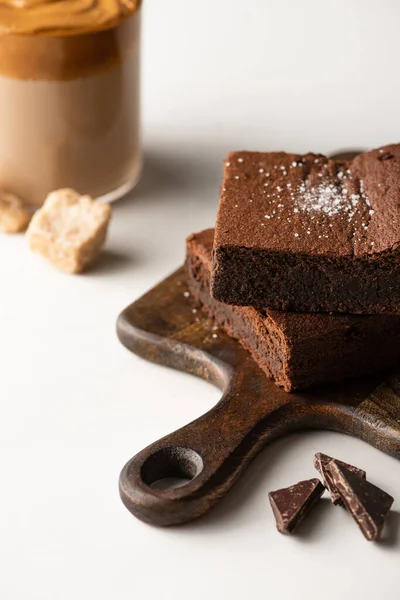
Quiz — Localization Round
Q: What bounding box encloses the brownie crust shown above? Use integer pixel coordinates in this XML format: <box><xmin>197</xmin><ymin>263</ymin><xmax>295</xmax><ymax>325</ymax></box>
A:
<box><xmin>187</xmin><ymin>229</ymin><xmax>400</xmax><ymax>392</ymax></box>
<box><xmin>211</xmin><ymin>145</ymin><xmax>400</xmax><ymax>314</ymax></box>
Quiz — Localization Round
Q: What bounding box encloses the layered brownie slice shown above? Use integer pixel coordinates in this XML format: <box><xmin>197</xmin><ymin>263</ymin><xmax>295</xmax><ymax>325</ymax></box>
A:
<box><xmin>211</xmin><ymin>145</ymin><xmax>400</xmax><ymax>314</ymax></box>
<box><xmin>187</xmin><ymin>229</ymin><xmax>400</xmax><ymax>391</ymax></box>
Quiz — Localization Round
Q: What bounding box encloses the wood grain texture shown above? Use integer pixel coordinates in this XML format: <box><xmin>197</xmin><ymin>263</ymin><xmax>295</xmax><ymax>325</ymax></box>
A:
<box><xmin>117</xmin><ymin>266</ymin><xmax>400</xmax><ymax>526</ymax></box>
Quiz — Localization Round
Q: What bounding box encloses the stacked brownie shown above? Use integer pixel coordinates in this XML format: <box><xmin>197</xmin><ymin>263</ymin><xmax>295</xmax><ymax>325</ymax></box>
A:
<box><xmin>186</xmin><ymin>145</ymin><xmax>400</xmax><ymax>392</ymax></box>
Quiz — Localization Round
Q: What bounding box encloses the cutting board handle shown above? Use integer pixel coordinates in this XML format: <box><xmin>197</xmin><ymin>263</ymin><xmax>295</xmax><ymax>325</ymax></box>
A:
<box><xmin>118</xmin><ymin>359</ymin><xmax>339</xmax><ymax>527</ymax></box>
<box><xmin>119</xmin><ymin>368</ymin><xmax>400</xmax><ymax>527</ymax></box>
<box><xmin>119</xmin><ymin>381</ymin><xmax>284</xmax><ymax>526</ymax></box>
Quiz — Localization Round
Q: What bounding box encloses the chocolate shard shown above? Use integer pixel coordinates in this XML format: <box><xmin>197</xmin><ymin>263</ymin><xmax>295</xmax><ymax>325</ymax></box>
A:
<box><xmin>327</xmin><ymin>461</ymin><xmax>394</xmax><ymax>541</ymax></box>
<box><xmin>314</xmin><ymin>452</ymin><xmax>366</xmax><ymax>505</ymax></box>
<box><xmin>268</xmin><ymin>478</ymin><xmax>325</xmax><ymax>534</ymax></box>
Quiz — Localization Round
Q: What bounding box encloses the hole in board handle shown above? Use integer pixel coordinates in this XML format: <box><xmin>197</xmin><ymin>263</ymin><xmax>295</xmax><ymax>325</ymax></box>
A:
<box><xmin>141</xmin><ymin>447</ymin><xmax>204</xmax><ymax>490</ymax></box>
<box><xmin>151</xmin><ymin>476</ymin><xmax>192</xmax><ymax>490</ymax></box>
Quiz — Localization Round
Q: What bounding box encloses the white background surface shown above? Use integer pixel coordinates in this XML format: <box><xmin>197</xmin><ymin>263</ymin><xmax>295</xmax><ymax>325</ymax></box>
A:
<box><xmin>2</xmin><ymin>1</ymin><xmax>400</xmax><ymax>598</ymax></box>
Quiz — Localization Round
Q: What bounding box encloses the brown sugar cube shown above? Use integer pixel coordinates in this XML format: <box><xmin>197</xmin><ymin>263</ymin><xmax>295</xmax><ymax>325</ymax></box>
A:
<box><xmin>0</xmin><ymin>191</ymin><xmax>31</xmax><ymax>233</ymax></box>
<box><xmin>26</xmin><ymin>188</ymin><xmax>112</xmax><ymax>274</ymax></box>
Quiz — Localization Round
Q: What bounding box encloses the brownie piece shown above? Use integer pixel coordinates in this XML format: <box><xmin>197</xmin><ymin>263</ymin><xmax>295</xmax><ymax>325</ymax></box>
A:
<box><xmin>186</xmin><ymin>229</ymin><xmax>400</xmax><ymax>392</ymax></box>
<box><xmin>269</xmin><ymin>479</ymin><xmax>325</xmax><ymax>534</ymax></box>
<box><xmin>211</xmin><ymin>145</ymin><xmax>400</xmax><ymax>314</ymax></box>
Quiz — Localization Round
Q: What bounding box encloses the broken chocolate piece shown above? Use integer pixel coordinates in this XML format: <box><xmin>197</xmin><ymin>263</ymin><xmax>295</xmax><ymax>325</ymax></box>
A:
<box><xmin>327</xmin><ymin>461</ymin><xmax>394</xmax><ymax>541</ymax></box>
<box><xmin>314</xmin><ymin>452</ymin><xmax>366</xmax><ymax>505</ymax></box>
<box><xmin>268</xmin><ymin>478</ymin><xmax>325</xmax><ymax>534</ymax></box>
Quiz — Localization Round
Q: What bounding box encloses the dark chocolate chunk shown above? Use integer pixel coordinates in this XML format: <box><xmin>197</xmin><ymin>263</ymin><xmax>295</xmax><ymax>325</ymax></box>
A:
<box><xmin>327</xmin><ymin>461</ymin><xmax>394</xmax><ymax>541</ymax></box>
<box><xmin>268</xmin><ymin>478</ymin><xmax>325</xmax><ymax>534</ymax></box>
<box><xmin>211</xmin><ymin>145</ymin><xmax>400</xmax><ymax>314</ymax></box>
<box><xmin>314</xmin><ymin>452</ymin><xmax>366</xmax><ymax>505</ymax></box>
<box><xmin>186</xmin><ymin>229</ymin><xmax>400</xmax><ymax>392</ymax></box>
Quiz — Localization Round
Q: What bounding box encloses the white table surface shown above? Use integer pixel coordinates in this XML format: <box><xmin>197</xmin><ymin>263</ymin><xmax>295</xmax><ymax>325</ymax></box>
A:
<box><xmin>2</xmin><ymin>1</ymin><xmax>400</xmax><ymax>598</ymax></box>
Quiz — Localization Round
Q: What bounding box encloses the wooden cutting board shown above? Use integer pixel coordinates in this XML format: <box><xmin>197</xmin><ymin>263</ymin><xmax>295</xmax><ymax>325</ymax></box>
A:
<box><xmin>117</xmin><ymin>266</ymin><xmax>400</xmax><ymax>527</ymax></box>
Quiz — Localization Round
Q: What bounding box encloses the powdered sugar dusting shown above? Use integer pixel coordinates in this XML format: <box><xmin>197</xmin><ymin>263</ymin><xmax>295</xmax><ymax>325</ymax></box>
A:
<box><xmin>295</xmin><ymin>181</ymin><xmax>362</xmax><ymax>219</ymax></box>
<box><xmin>252</xmin><ymin>160</ymin><xmax>372</xmax><ymax>242</ymax></box>
<box><xmin>227</xmin><ymin>156</ymin><xmax>374</xmax><ymax>247</ymax></box>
